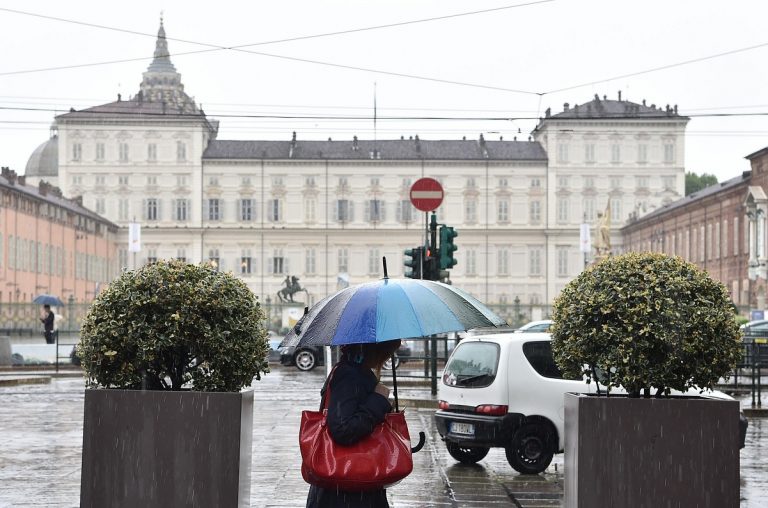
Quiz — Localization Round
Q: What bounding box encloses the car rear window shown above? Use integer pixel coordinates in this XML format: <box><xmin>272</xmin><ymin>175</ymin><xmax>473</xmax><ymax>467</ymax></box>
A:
<box><xmin>443</xmin><ymin>341</ymin><xmax>499</xmax><ymax>388</ymax></box>
<box><xmin>522</xmin><ymin>340</ymin><xmax>579</xmax><ymax>380</ymax></box>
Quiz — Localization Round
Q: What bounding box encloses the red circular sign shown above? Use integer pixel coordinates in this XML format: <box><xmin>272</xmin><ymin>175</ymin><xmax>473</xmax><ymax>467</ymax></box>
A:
<box><xmin>410</xmin><ymin>178</ymin><xmax>444</xmax><ymax>212</ymax></box>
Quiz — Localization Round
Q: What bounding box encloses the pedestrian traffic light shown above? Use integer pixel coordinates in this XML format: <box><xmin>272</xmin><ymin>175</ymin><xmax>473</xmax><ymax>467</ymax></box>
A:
<box><xmin>439</xmin><ymin>226</ymin><xmax>458</xmax><ymax>269</ymax></box>
<box><xmin>403</xmin><ymin>246</ymin><xmax>423</xmax><ymax>279</ymax></box>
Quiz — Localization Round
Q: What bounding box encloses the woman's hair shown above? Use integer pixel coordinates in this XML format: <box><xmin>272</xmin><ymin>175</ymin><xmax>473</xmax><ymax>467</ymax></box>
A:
<box><xmin>342</xmin><ymin>340</ymin><xmax>401</xmax><ymax>370</ymax></box>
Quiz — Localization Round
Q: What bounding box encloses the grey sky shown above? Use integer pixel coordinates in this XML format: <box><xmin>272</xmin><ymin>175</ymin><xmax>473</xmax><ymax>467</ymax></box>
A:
<box><xmin>1</xmin><ymin>0</ymin><xmax>766</xmax><ymax>182</ymax></box>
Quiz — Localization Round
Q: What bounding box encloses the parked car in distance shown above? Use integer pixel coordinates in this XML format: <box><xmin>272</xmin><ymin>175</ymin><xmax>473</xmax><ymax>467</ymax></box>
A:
<box><xmin>266</xmin><ymin>331</ymin><xmax>282</xmax><ymax>363</ymax></box>
<box><xmin>740</xmin><ymin>319</ymin><xmax>768</xmax><ymax>342</ymax></box>
<box><xmin>514</xmin><ymin>320</ymin><xmax>553</xmax><ymax>333</ymax></box>
<box><xmin>434</xmin><ymin>332</ymin><xmax>748</xmax><ymax>475</ymax></box>
<box><xmin>279</xmin><ymin>341</ymin><xmax>412</xmax><ymax>372</ymax></box>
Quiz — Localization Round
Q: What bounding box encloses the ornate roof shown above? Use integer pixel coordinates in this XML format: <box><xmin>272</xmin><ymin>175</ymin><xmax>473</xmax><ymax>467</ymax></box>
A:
<box><xmin>541</xmin><ymin>94</ymin><xmax>689</xmax><ymax>121</ymax></box>
<box><xmin>25</xmin><ymin>132</ymin><xmax>58</xmax><ymax>177</ymax></box>
<box><xmin>204</xmin><ymin>137</ymin><xmax>547</xmax><ymax>161</ymax></box>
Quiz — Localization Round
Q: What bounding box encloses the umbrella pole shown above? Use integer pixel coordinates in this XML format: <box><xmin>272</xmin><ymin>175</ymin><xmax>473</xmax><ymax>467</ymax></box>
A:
<box><xmin>391</xmin><ymin>354</ymin><xmax>399</xmax><ymax>412</ymax></box>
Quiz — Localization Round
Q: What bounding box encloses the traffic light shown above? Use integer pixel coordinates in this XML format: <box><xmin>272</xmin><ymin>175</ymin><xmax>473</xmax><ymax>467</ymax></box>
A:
<box><xmin>424</xmin><ymin>247</ymin><xmax>440</xmax><ymax>281</ymax></box>
<box><xmin>403</xmin><ymin>246</ymin><xmax>424</xmax><ymax>279</ymax></box>
<box><xmin>439</xmin><ymin>226</ymin><xmax>458</xmax><ymax>269</ymax></box>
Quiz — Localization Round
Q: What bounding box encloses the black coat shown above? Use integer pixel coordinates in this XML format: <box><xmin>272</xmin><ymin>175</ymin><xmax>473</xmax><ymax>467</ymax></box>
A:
<box><xmin>306</xmin><ymin>359</ymin><xmax>392</xmax><ymax>508</ymax></box>
<box><xmin>41</xmin><ymin>311</ymin><xmax>54</xmax><ymax>332</ymax></box>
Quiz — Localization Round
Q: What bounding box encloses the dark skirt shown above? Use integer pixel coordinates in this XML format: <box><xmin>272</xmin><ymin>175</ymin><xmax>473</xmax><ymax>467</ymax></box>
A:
<box><xmin>306</xmin><ymin>485</ymin><xmax>389</xmax><ymax>508</ymax></box>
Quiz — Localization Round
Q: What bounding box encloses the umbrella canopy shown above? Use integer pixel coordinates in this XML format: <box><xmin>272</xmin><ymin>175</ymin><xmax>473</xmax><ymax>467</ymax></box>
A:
<box><xmin>287</xmin><ymin>278</ymin><xmax>506</xmax><ymax>347</ymax></box>
<box><xmin>32</xmin><ymin>294</ymin><xmax>64</xmax><ymax>307</ymax></box>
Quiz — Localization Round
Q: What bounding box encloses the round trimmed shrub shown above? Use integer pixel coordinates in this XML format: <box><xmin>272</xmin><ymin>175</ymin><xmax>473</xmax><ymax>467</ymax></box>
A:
<box><xmin>551</xmin><ymin>252</ymin><xmax>741</xmax><ymax>397</ymax></box>
<box><xmin>78</xmin><ymin>260</ymin><xmax>268</xmax><ymax>391</ymax></box>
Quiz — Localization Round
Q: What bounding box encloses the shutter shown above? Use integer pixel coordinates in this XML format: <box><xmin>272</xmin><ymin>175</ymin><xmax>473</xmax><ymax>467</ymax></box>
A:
<box><xmin>380</xmin><ymin>201</ymin><xmax>386</xmax><ymax>222</ymax></box>
<box><xmin>219</xmin><ymin>257</ymin><xmax>225</xmax><ymax>272</ymax></box>
<box><xmin>157</xmin><ymin>199</ymin><xmax>163</xmax><ymax>221</ymax></box>
<box><xmin>333</xmin><ymin>200</ymin><xmax>339</xmax><ymax>222</ymax></box>
<box><xmin>396</xmin><ymin>201</ymin><xmax>402</xmax><ymax>222</ymax></box>
<box><xmin>349</xmin><ymin>201</ymin><xmax>355</xmax><ymax>222</ymax></box>
<box><xmin>284</xmin><ymin>256</ymin><xmax>290</xmax><ymax>275</ymax></box>
<box><xmin>219</xmin><ymin>200</ymin><xmax>224</xmax><ymax>222</ymax></box>
<box><xmin>185</xmin><ymin>199</ymin><xmax>191</xmax><ymax>221</ymax></box>
<box><xmin>267</xmin><ymin>257</ymin><xmax>273</xmax><ymax>274</ymax></box>
<box><xmin>142</xmin><ymin>199</ymin><xmax>147</xmax><ymax>220</ymax></box>
<box><xmin>203</xmin><ymin>200</ymin><xmax>209</xmax><ymax>221</ymax></box>
<box><xmin>364</xmin><ymin>200</ymin><xmax>370</xmax><ymax>222</ymax></box>
<box><xmin>237</xmin><ymin>199</ymin><xmax>242</xmax><ymax>221</ymax></box>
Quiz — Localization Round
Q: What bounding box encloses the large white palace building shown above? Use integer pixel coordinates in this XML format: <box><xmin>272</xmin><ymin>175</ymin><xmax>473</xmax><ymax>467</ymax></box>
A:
<box><xmin>24</xmin><ymin>21</ymin><xmax>689</xmax><ymax>310</ymax></box>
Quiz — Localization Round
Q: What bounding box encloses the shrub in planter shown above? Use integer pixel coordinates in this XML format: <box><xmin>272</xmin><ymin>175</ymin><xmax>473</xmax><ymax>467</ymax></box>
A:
<box><xmin>78</xmin><ymin>259</ymin><xmax>269</xmax><ymax>391</ymax></box>
<box><xmin>77</xmin><ymin>260</ymin><xmax>268</xmax><ymax>508</ymax></box>
<box><xmin>551</xmin><ymin>252</ymin><xmax>741</xmax><ymax>397</ymax></box>
<box><xmin>551</xmin><ymin>252</ymin><xmax>743</xmax><ymax>508</ymax></box>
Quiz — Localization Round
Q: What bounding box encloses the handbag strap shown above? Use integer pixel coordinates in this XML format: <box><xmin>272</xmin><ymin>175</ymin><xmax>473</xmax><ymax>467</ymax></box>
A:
<box><xmin>319</xmin><ymin>361</ymin><xmax>399</xmax><ymax>412</ymax></box>
<box><xmin>319</xmin><ymin>364</ymin><xmax>339</xmax><ymax>411</ymax></box>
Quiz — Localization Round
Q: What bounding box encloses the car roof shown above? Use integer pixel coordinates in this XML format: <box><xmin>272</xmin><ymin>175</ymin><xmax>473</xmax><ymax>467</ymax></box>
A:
<box><xmin>459</xmin><ymin>331</ymin><xmax>552</xmax><ymax>344</ymax></box>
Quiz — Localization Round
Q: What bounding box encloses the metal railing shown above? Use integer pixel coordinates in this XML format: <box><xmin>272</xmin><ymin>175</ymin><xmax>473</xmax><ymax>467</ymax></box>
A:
<box><xmin>732</xmin><ymin>342</ymin><xmax>766</xmax><ymax>408</ymax></box>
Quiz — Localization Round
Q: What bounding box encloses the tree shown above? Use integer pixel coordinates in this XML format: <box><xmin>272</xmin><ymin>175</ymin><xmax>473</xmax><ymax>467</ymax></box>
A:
<box><xmin>550</xmin><ymin>252</ymin><xmax>741</xmax><ymax>398</ymax></box>
<box><xmin>685</xmin><ymin>171</ymin><xmax>718</xmax><ymax>195</ymax></box>
<box><xmin>78</xmin><ymin>260</ymin><xmax>269</xmax><ymax>391</ymax></box>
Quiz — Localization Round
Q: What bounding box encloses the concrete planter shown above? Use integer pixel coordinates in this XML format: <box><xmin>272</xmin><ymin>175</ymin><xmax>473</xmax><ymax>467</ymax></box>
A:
<box><xmin>80</xmin><ymin>389</ymin><xmax>253</xmax><ymax>508</ymax></box>
<box><xmin>564</xmin><ymin>392</ymin><xmax>739</xmax><ymax>508</ymax></box>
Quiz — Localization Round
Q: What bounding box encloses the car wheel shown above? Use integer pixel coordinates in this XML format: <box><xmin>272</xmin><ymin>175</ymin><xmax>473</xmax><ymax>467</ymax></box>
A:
<box><xmin>294</xmin><ymin>349</ymin><xmax>317</xmax><ymax>371</ymax></box>
<box><xmin>382</xmin><ymin>356</ymin><xmax>400</xmax><ymax>370</ymax></box>
<box><xmin>445</xmin><ymin>441</ymin><xmax>490</xmax><ymax>464</ymax></box>
<box><xmin>505</xmin><ymin>423</ymin><xmax>554</xmax><ymax>474</ymax></box>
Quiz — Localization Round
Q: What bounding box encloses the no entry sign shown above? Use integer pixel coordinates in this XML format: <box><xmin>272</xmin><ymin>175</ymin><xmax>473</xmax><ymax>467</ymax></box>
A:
<box><xmin>410</xmin><ymin>178</ymin><xmax>444</xmax><ymax>212</ymax></box>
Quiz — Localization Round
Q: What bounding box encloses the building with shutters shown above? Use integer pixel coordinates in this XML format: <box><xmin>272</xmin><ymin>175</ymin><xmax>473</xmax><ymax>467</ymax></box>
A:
<box><xmin>0</xmin><ymin>167</ymin><xmax>119</xmax><ymax>305</ymax></box>
<box><xmin>22</xmin><ymin>20</ymin><xmax>689</xmax><ymax>315</ymax></box>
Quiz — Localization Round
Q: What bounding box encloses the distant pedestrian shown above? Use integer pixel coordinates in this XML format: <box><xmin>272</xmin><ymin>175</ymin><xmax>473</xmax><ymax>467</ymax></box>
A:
<box><xmin>305</xmin><ymin>339</ymin><xmax>402</xmax><ymax>508</ymax></box>
<box><xmin>40</xmin><ymin>305</ymin><xmax>55</xmax><ymax>344</ymax></box>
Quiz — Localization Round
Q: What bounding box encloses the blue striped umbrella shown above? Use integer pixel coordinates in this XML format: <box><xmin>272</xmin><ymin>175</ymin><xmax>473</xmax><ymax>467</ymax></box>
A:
<box><xmin>287</xmin><ymin>278</ymin><xmax>506</xmax><ymax>347</ymax></box>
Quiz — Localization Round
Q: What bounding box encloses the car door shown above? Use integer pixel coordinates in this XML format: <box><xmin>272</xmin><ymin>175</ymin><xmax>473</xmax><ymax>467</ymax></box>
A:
<box><xmin>506</xmin><ymin>336</ymin><xmax>594</xmax><ymax>449</ymax></box>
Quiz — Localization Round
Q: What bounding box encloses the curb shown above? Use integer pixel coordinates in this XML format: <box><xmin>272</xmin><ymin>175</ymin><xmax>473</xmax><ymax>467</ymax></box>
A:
<box><xmin>0</xmin><ymin>376</ymin><xmax>51</xmax><ymax>387</ymax></box>
<box><xmin>743</xmin><ymin>408</ymin><xmax>768</xmax><ymax>418</ymax></box>
<box><xmin>400</xmin><ymin>397</ymin><xmax>438</xmax><ymax>410</ymax></box>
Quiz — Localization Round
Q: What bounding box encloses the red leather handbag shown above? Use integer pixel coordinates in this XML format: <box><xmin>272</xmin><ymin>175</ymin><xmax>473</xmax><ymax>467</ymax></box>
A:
<box><xmin>299</xmin><ymin>367</ymin><xmax>414</xmax><ymax>492</ymax></box>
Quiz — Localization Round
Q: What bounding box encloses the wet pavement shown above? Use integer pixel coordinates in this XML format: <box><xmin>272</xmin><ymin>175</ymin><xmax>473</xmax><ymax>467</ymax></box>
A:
<box><xmin>0</xmin><ymin>367</ymin><xmax>765</xmax><ymax>507</ymax></box>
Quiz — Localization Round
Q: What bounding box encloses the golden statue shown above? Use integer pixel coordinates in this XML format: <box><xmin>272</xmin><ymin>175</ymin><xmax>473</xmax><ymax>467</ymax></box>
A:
<box><xmin>594</xmin><ymin>205</ymin><xmax>612</xmax><ymax>257</ymax></box>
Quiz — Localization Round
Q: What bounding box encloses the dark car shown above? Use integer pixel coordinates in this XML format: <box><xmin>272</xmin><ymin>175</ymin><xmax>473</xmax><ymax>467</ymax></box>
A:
<box><xmin>279</xmin><ymin>341</ymin><xmax>412</xmax><ymax>372</ymax></box>
<box><xmin>739</xmin><ymin>320</ymin><xmax>768</xmax><ymax>367</ymax></box>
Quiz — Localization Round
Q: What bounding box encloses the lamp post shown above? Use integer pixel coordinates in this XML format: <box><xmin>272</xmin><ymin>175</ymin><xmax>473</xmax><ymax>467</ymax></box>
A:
<box><xmin>747</xmin><ymin>208</ymin><xmax>767</xmax><ymax>311</ymax></box>
<box><xmin>579</xmin><ymin>214</ymin><xmax>590</xmax><ymax>269</ymax></box>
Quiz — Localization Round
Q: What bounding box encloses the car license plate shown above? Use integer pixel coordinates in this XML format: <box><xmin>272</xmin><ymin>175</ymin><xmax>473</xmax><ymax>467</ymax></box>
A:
<box><xmin>450</xmin><ymin>422</ymin><xmax>475</xmax><ymax>435</ymax></box>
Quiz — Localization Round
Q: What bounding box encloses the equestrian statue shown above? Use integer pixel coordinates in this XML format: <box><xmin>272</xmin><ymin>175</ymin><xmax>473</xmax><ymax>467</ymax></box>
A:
<box><xmin>277</xmin><ymin>275</ymin><xmax>308</xmax><ymax>303</ymax></box>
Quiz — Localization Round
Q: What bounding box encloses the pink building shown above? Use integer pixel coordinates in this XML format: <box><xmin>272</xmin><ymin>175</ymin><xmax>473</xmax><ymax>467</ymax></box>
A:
<box><xmin>0</xmin><ymin>167</ymin><xmax>119</xmax><ymax>305</ymax></box>
<box><xmin>622</xmin><ymin>146</ymin><xmax>768</xmax><ymax>311</ymax></box>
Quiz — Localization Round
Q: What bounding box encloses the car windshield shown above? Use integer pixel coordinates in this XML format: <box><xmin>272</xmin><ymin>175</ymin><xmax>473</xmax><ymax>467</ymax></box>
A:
<box><xmin>443</xmin><ymin>342</ymin><xmax>499</xmax><ymax>388</ymax></box>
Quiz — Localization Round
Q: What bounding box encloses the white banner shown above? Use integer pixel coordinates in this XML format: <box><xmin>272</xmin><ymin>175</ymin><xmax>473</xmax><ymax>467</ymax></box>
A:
<box><xmin>580</xmin><ymin>223</ymin><xmax>591</xmax><ymax>253</ymax></box>
<box><xmin>128</xmin><ymin>222</ymin><xmax>141</xmax><ymax>252</ymax></box>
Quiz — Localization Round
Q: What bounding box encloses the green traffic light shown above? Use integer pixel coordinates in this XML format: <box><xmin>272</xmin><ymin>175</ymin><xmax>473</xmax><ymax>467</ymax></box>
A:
<box><xmin>403</xmin><ymin>246</ymin><xmax>423</xmax><ymax>279</ymax></box>
<box><xmin>439</xmin><ymin>226</ymin><xmax>458</xmax><ymax>269</ymax></box>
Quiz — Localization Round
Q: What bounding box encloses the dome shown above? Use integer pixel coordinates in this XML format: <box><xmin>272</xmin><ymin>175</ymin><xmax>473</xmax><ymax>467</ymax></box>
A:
<box><xmin>25</xmin><ymin>135</ymin><xmax>58</xmax><ymax>177</ymax></box>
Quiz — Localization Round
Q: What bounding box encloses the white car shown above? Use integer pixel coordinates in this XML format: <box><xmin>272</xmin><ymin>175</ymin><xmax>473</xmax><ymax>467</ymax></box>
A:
<box><xmin>514</xmin><ymin>319</ymin><xmax>553</xmax><ymax>333</ymax></box>
<box><xmin>434</xmin><ymin>332</ymin><xmax>747</xmax><ymax>475</ymax></box>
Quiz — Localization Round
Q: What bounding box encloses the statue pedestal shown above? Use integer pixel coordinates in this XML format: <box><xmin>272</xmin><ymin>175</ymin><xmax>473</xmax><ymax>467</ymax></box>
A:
<box><xmin>281</xmin><ymin>306</ymin><xmax>305</xmax><ymax>331</ymax></box>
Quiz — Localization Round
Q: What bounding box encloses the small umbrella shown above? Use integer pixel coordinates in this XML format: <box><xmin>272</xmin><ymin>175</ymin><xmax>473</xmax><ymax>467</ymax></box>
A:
<box><xmin>32</xmin><ymin>294</ymin><xmax>64</xmax><ymax>307</ymax></box>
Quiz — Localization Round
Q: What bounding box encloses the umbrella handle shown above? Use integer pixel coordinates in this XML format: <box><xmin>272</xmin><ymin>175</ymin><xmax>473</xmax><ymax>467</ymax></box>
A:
<box><xmin>411</xmin><ymin>432</ymin><xmax>426</xmax><ymax>454</ymax></box>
